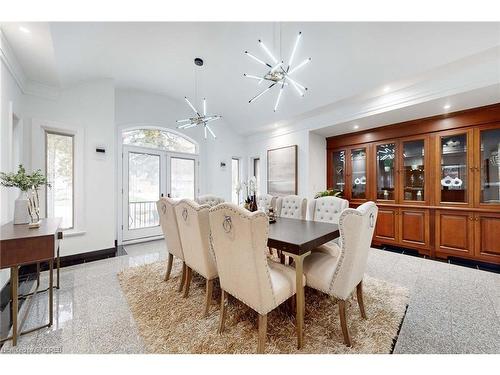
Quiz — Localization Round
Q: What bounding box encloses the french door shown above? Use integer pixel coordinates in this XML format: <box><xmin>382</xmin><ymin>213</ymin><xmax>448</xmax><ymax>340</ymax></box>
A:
<box><xmin>122</xmin><ymin>145</ymin><xmax>198</xmax><ymax>242</ymax></box>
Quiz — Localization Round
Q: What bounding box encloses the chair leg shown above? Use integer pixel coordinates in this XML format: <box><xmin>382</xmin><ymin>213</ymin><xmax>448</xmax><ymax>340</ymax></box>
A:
<box><xmin>183</xmin><ymin>267</ymin><xmax>193</xmax><ymax>298</ymax></box>
<box><xmin>164</xmin><ymin>253</ymin><xmax>174</xmax><ymax>281</ymax></box>
<box><xmin>338</xmin><ymin>300</ymin><xmax>351</xmax><ymax>347</ymax></box>
<box><xmin>204</xmin><ymin>279</ymin><xmax>214</xmax><ymax>317</ymax></box>
<box><xmin>257</xmin><ymin>313</ymin><xmax>268</xmax><ymax>354</ymax></box>
<box><xmin>268</xmin><ymin>247</ymin><xmax>273</xmax><ymax>256</ymax></box>
<box><xmin>218</xmin><ymin>289</ymin><xmax>227</xmax><ymax>334</ymax></box>
<box><xmin>356</xmin><ymin>281</ymin><xmax>367</xmax><ymax>319</ymax></box>
<box><xmin>177</xmin><ymin>262</ymin><xmax>187</xmax><ymax>292</ymax></box>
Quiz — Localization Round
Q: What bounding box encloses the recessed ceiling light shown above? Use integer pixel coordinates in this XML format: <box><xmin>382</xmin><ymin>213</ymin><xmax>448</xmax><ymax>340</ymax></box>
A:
<box><xmin>353</xmin><ymin>125</ymin><xmax>359</xmax><ymax>130</ymax></box>
<box><xmin>19</xmin><ymin>26</ymin><xmax>30</xmax><ymax>34</ymax></box>
<box><xmin>383</xmin><ymin>86</ymin><xmax>391</xmax><ymax>93</ymax></box>
<box><xmin>444</xmin><ymin>104</ymin><xmax>451</xmax><ymax>110</ymax></box>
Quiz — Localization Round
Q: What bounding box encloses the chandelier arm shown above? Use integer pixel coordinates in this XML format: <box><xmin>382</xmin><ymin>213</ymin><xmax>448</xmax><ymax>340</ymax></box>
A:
<box><xmin>249</xmin><ymin>82</ymin><xmax>277</xmax><ymax>103</ymax></box>
<box><xmin>258</xmin><ymin>40</ymin><xmax>278</xmax><ymax>65</ymax></box>
<box><xmin>176</xmin><ymin>118</ymin><xmax>192</xmax><ymax>123</ymax></box>
<box><xmin>203</xmin><ymin>98</ymin><xmax>207</xmax><ymax>116</ymax></box>
<box><xmin>184</xmin><ymin>97</ymin><xmax>200</xmax><ymax>116</ymax></box>
<box><xmin>287</xmin><ymin>32</ymin><xmax>302</xmax><ymax>71</ymax></box>
<box><xmin>245</xmin><ymin>51</ymin><xmax>272</xmax><ymax>68</ymax></box>
<box><xmin>244</xmin><ymin>74</ymin><xmax>265</xmax><ymax>81</ymax></box>
<box><xmin>287</xmin><ymin>77</ymin><xmax>305</xmax><ymax>97</ymax></box>
<box><xmin>285</xmin><ymin>76</ymin><xmax>307</xmax><ymax>91</ymax></box>
<box><xmin>206</xmin><ymin>125</ymin><xmax>216</xmax><ymax>139</ymax></box>
<box><xmin>274</xmin><ymin>82</ymin><xmax>285</xmax><ymax>112</ymax></box>
<box><xmin>288</xmin><ymin>57</ymin><xmax>311</xmax><ymax>75</ymax></box>
<box><xmin>204</xmin><ymin>125</ymin><xmax>207</xmax><ymax>139</ymax></box>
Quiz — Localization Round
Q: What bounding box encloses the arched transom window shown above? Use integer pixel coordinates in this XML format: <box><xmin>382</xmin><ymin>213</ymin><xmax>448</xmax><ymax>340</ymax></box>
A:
<box><xmin>122</xmin><ymin>129</ymin><xmax>197</xmax><ymax>154</ymax></box>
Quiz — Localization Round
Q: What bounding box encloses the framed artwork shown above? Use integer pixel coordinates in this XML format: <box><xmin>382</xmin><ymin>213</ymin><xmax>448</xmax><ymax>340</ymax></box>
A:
<box><xmin>267</xmin><ymin>145</ymin><xmax>298</xmax><ymax>196</ymax></box>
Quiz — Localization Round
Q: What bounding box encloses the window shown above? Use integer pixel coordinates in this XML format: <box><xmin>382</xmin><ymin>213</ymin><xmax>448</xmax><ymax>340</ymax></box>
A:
<box><xmin>46</xmin><ymin>132</ymin><xmax>74</xmax><ymax>229</ymax></box>
<box><xmin>253</xmin><ymin>158</ymin><xmax>260</xmax><ymax>194</ymax></box>
<box><xmin>170</xmin><ymin>157</ymin><xmax>196</xmax><ymax>200</ymax></box>
<box><xmin>232</xmin><ymin>158</ymin><xmax>240</xmax><ymax>204</ymax></box>
<box><xmin>122</xmin><ymin>129</ymin><xmax>196</xmax><ymax>154</ymax></box>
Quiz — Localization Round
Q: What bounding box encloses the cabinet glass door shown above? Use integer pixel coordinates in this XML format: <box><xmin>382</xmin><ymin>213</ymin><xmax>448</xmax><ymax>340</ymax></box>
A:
<box><xmin>402</xmin><ymin>139</ymin><xmax>425</xmax><ymax>202</ymax></box>
<box><xmin>350</xmin><ymin>147</ymin><xmax>367</xmax><ymax>200</ymax></box>
<box><xmin>479</xmin><ymin>128</ymin><xmax>500</xmax><ymax>204</ymax></box>
<box><xmin>440</xmin><ymin>133</ymin><xmax>468</xmax><ymax>203</ymax></box>
<box><xmin>376</xmin><ymin>143</ymin><xmax>396</xmax><ymax>200</ymax></box>
<box><xmin>332</xmin><ymin>150</ymin><xmax>346</xmax><ymax>195</ymax></box>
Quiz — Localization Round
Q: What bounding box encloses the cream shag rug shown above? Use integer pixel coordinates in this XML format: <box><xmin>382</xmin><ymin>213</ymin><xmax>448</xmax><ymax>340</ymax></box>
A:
<box><xmin>118</xmin><ymin>258</ymin><xmax>409</xmax><ymax>354</ymax></box>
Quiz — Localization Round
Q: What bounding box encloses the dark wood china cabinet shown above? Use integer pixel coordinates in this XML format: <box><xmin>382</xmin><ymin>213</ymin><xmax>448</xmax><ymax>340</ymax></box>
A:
<box><xmin>327</xmin><ymin>103</ymin><xmax>500</xmax><ymax>265</ymax></box>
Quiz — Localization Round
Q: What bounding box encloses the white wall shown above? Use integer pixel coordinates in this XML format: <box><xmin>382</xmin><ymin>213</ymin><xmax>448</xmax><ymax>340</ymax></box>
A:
<box><xmin>246</xmin><ymin>128</ymin><xmax>327</xmax><ymax>206</ymax></box>
<box><xmin>24</xmin><ymin>79</ymin><xmax>116</xmax><ymax>256</ymax></box>
<box><xmin>115</xmin><ymin>88</ymin><xmax>246</xmax><ymax>202</ymax></box>
<box><xmin>0</xmin><ymin>60</ymin><xmax>24</xmax><ymax>288</ymax></box>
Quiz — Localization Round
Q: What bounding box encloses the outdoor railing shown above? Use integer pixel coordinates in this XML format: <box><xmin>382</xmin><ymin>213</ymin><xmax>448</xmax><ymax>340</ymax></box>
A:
<box><xmin>129</xmin><ymin>201</ymin><xmax>159</xmax><ymax>230</ymax></box>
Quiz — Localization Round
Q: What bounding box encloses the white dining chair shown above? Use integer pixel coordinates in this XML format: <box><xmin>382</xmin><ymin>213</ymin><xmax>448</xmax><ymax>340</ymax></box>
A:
<box><xmin>302</xmin><ymin>201</ymin><xmax>378</xmax><ymax>347</ymax></box>
<box><xmin>195</xmin><ymin>195</ymin><xmax>225</xmax><ymax>207</ymax></box>
<box><xmin>256</xmin><ymin>194</ymin><xmax>277</xmax><ymax>212</ymax></box>
<box><xmin>308</xmin><ymin>196</ymin><xmax>349</xmax><ymax>255</ymax></box>
<box><xmin>276</xmin><ymin>195</ymin><xmax>307</xmax><ymax>220</ymax></box>
<box><xmin>209</xmin><ymin>203</ymin><xmax>302</xmax><ymax>354</ymax></box>
<box><xmin>175</xmin><ymin>199</ymin><xmax>218</xmax><ymax>316</ymax></box>
<box><xmin>156</xmin><ymin>197</ymin><xmax>186</xmax><ymax>292</ymax></box>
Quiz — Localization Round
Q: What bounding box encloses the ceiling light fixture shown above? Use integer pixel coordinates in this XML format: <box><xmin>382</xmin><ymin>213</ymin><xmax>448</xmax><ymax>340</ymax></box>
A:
<box><xmin>353</xmin><ymin>125</ymin><xmax>360</xmax><ymax>130</ymax></box>
<box><xmin>19</xmin><ymin>26</ymin><xmax>30</xmax><ymax>34</ymax></box>
<box><xmin>244</xmin><ymin>31</ymin><xmax>311</xmax><ymax>112</ymax></box>
<box><xmin>443</xmin><ymin>104</ymin><xmax>451</xmax><ymax>110</ymax></box>
<box><xmin>383</xmin><ymin>86</ymin><xmax>391</xmax><ymax>93</ymax></box>
<box><xmin>176</xmin><ymin>58</ymin><xmax>222</xmax><ymax>139</ymax></box>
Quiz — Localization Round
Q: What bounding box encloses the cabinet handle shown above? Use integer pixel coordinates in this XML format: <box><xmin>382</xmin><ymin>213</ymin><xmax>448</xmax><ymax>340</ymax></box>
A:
<box><xmin>469</xmin><ymin>216</ymin><xmax>473</xmax><ymax>221</ymax></box>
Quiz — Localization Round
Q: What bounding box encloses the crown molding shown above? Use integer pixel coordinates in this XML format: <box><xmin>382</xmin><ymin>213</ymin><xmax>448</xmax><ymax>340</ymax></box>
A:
<box><xmin>0</xmin><ymin>28</ymin><xmax>60</xmax><ymax>100</ymax></box>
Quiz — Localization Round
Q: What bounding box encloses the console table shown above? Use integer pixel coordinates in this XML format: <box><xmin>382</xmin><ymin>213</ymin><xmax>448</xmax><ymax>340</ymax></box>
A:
<box><xmin>0</xmin><ymin>218</ymin><xmax>62</xmax><ymax>346</ymax></box>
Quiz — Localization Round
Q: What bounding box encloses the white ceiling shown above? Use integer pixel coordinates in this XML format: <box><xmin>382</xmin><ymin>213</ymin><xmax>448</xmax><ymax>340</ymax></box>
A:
<box><xmin>2</xmin><ymin>22</ymin><xmax>500</xmax><ymax>135</ymax></box>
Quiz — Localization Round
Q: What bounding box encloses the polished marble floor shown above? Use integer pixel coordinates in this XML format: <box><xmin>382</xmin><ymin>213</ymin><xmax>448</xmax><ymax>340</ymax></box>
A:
<box><xmin>1</xmin><ymin>240</ymin><xmax>499</xmax><ymax>354</ymax></box>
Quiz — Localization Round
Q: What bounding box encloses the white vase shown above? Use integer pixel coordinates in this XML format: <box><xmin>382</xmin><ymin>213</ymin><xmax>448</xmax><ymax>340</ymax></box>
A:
<box><xmin>14</xmin><ymin>191</ymin><xmax>30</xmax><ymax>224</ymax></box>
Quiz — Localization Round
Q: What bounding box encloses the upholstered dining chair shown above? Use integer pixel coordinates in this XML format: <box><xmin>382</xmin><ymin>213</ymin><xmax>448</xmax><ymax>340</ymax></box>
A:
<box><xmin>156</xmin><ymin>197</ymin><xmax>186</xmax><ymax>292</ymax></box>
<box><xmin>256</xmin><ymin>194</ymin><xmax>277</xmax><ymax>212</ymax></box>
<box><xmin>274</xmin><ymin>195</ymin><xmax>307</xmax><ymax>263</ymax></box>
<box><xmin>196</xmin><ymin>195</ymin><xmax>225</xmax><ymax>207</ymax></box>
<box><xmin>308</xmin><ymin>196</ymin><xmax>349</xmax><ymax>255</ymax></box>
<box><xmin>175</xmin><ymin>199</ymin><xmax>218</xmax><ymax>316</ymax></box>
<box><xmin>209</xmin><ymin>203</ymin><xmax>302</xmax><ymax>354</ymax></box>
<box><xmin>302</xmin><ymin>201</ymin><xmax>378</xmax><ymax>347</ymax></box>
<box><xmin>276</xmin><ymin>195</ymin><xmax>307</xmax><ymax>220</ymax></box>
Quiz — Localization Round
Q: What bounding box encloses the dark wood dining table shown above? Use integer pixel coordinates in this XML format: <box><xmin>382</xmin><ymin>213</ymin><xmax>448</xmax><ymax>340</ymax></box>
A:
<box><xmin>267</xmin><ymin>217</ymin><xmax>340</xmax><ymax>349</ymax></box>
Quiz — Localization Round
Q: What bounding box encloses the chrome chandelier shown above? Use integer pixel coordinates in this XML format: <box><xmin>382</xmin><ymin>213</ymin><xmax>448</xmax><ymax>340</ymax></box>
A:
<box><xmin>244</xmin><ymin>31</ymin><xmax>311</xmax><ymax>112</ymax></box>
<box><xmin>176</xmin><ymin>97</ymin><xmax>221</xmax><ymax>139</ymax></box>
<box><xmin>176</xmin><ymin>57</ymin><xmax>221</xmax><ymax>139</ymax></box>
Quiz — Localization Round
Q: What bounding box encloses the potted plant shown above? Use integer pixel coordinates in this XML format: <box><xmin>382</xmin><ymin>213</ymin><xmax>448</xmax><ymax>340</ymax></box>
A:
<box><xmin>0</xmin><ymin>165</ymin><xmax>50</xmax><ymax>226</ymax></box>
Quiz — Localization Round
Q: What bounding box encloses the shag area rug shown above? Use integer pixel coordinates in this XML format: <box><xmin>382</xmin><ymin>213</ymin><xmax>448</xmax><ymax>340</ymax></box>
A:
<box><xmin>118</xmin><ymin>258</ymin><xmax>409</xmax><ymax>354</ymax></box>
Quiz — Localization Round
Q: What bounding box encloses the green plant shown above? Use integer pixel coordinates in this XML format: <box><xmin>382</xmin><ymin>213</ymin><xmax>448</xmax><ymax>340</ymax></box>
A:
<box><xmin>0</xmin><ymin>165</ymin><xmax>50</xmax><ymax>192</ymax></box>
<box><xmin>314</xmin><ymin>189</ymin><xmax>343</xmax><ymax>199</ymax></box>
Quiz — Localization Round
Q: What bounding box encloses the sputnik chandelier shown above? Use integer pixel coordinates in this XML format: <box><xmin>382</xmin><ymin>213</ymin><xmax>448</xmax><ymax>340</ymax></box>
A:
<box><xmin>176</xmin><ymin>58</ymin><xmax>221</xmax><ymax>139</ymax></box>
<box><xmin>244</xmin><ymin>31</ymin><xmax>311</xmax><ymax>112</ymax></box>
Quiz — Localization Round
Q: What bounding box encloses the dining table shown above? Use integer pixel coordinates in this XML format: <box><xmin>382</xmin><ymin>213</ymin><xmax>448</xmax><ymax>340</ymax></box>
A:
<box><xmin>267</xmin><ymin>217</ymin><xmax>340</xmax><ymax>349</ymax></box>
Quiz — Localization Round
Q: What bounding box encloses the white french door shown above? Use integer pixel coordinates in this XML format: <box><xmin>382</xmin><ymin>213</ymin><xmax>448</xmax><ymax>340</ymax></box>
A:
<box><xmin>122</xmin><ymin>146</ymin><xmax>198</xmax><ymax>242</ymax></box>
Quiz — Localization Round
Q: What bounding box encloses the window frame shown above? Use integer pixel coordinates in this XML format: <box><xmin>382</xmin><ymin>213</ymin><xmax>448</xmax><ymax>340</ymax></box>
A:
<box><xmin>45</xmin><ymin>130</ymin><xmax>75</xmax><ymax>230</ymax></box>
<box><xmin>121</xmin><ymin>128</ymin><xmax>198</xmax><ymax>154</ymax></box>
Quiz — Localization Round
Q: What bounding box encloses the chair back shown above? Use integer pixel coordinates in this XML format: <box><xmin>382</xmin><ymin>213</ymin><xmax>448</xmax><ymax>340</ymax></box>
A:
<box><xmin>209</xmin><ymin>203</ymin><xmax>275</xmax><ymax>314</ymax></box>
<box><xmin>175</xmin><ymin>199</ymin><xmax>218</xmax><ymax>280</ymax></box>
<box><xmin>329</xmin><ymin>201</ymin><xmax>378</xmax><ymax>300</ymax></box>
<box><xmin>256</xmin><ymin>194</ymin><xmax>277</xmax><ymax>212</ymax></box>
<box><xmin>309</xmin><ymin>196</ymin><xmax>349</xmax><ymax>224</ymax></box>
<box><xmin>276</xmin><ymin>195</ymin><xmax>307</xmax><ymax>220</ymax></box>
<box><xmin>156</xmin><ymin>197</ymin><xmax>184</xmax><ymax>260</ymax></box>
<box><xmin>196</xmin><ymin>195</ymin><xmax>225</xmax><ymax>207</ymax></box>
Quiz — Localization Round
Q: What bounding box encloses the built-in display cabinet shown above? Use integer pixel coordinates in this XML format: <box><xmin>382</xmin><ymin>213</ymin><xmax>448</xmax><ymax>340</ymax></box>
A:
<box><xmin>327</xmin><ymin>103</ymin><xmax>500</xmax><ymax>265</ymax></box>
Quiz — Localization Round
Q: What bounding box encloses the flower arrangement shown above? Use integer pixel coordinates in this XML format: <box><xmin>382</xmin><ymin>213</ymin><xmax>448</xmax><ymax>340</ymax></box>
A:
<box><xmin>1</xmin><ymin>165</ymin><xmax>50</xmax><ymax>226</ymax></box>
<box><xmin>314</xmin><ymin>189</ymin><xmax>343</xmax><ymax>199</ymax></box>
